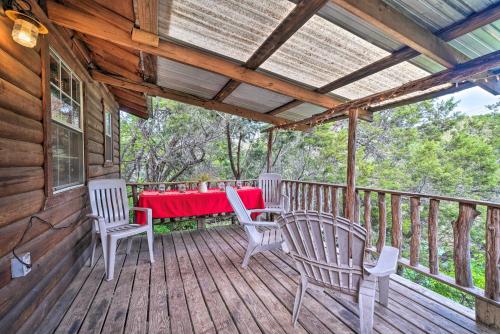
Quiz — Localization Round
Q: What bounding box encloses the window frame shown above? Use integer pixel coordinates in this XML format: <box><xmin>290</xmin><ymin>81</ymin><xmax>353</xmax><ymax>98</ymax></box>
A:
<box><xmin>104</xmin><ymin>105</ymin><xmax>113</xmax><ymax>166</ymax></box>
<box><xmin>48</xmin><ymin>48</ymin><xmax>86</xmax><ymax>194</ymax></box>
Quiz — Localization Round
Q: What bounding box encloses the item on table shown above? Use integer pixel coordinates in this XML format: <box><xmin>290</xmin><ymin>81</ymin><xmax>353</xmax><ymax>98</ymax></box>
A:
<box><xmin>158</xmin><ymin>184</ymin><xmax>165</xmax><ymax>193</ymax></box>
<box><xmin>218</xmin><ymin>182</ymin><xmax>225</xmax><ymax>191</ymax></box>
<box><xmin>178</xmin><ymin>183</ymin><xmax>186</xmax><ymax>193</ymax></box>
<box><xmin>236</xmin><ymin>180</ymin><xmax>242</xmax><ymax>189</ymax></box>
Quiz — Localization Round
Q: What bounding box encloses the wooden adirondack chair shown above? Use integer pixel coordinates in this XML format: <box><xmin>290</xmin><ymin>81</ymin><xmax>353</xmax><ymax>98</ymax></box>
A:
<box><xmin>258</xmin><ymin>173</ymin><xmax>289</xmax><ymax>213</ymax></box>
<box><xmin>87</xmin><ymin>179</ymin><xmax>154</xmax><ymax>281</ymax></box>
<box><xmin>226</xmin><ymin>185</ymin><xmax>287</xmax><ymax>268</ymax></box>
<box><xmin>278</xmin><ymin>211</ymin><xmax>399</xmax><ymax>334</ymax></box>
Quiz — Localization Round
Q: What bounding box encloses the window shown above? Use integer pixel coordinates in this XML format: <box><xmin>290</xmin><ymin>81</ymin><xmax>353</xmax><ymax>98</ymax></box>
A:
<box><xmin>104</xmin><ymin>110</ymin><xmax>113</xmax><ymax>163</ymax></box>
<box><xmin>49</xmin><ymin>50</ymin><xmax>84</xmax><ymax>192</ymax></box>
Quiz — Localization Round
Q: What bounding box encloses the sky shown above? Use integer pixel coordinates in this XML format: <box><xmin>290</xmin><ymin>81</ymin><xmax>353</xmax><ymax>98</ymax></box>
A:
<box><xmin>438</xmin><ymin>86</ymin><xmax>499</xmax><ymax>116</ymax></box>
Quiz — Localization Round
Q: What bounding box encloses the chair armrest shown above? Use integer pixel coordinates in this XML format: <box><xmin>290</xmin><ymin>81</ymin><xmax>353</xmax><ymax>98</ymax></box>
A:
<box><xmin>130</xmin><ymin>207</ymin><xmax>153</xmax><ymax>225</ymax></box>
<box><xmin>364</xmin><ymin>246</ymin><xmax>399</xmax><ymax>277</ymax></box>
<box><xmin>248</xmin><ymin>208</ymin><xmax>284</xmax><ymax>214</ymax></box>
<box><xmin>86</xmin><ymin>214</ymin><xmax>104</xmax><ymax>221</ymax></box>
<box><xmin>241</xmin><ymin>220</ymin><xmax>279</xmax><ymax>228</ymax></box>
<box><xmin>86</xmin><ymin>214</ymin><xmax>106</xmax><ymax>234</ymax></box>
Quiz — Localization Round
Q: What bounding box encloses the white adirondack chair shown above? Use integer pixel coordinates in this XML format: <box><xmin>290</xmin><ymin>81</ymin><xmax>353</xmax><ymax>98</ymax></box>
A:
<box><xmin>258</xmin><ymin>173</ymin><xmax>289</xmax><ymax>214</ymax></box>
<box><xmin>278</xmin><ymin>211</ymin><xmax>399</xmax><ymax>334</ymax></box>
<box><xmin>87</xmin><ymin>179</ymin><xmax>154</xmax><ymax>281</ymax></box>
<box><xmin>226</xmin><ymin>185</ymin><xmax>286</xmax><ymax>268</ymax></box>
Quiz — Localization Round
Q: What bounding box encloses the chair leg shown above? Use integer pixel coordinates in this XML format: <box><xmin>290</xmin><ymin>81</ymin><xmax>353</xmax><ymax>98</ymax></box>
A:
<box><xmin>99</xmin><ymin>232</ymin><xmax>108</xmax><ymax>276</ymax></box>
<box><xmin>147</xmin><ymin>227</ymin><xmax>155</xmax><ymax>263</ymax></box>
<box><xmin>126</xmin><ymin>238</ymin><xmax>133</xmax><ymax>255</ymax></box>
<box><xmin>242</xmin><ymin>243</ymin><xmax>256</xmax><ymax>269</ymax></box>
<box><xmin>292</xmin><ymin>275</ymin><xmax>308</xmax><ymax>326</ymax></box>
<box><xmin>90</xmin><ymin>231</ymin><xmax>97</xmax><ymax>267</ymax></box>
<box><xmin>359</xmin><ymin>277</ymin><xmax>376</xmax><ymax>334</ymax></box>
<box><xmin>378</xmin><ymin>275</ymin><xmax>390</xmax><ymax>306</ymax></box>
<box><xmin>106</xmin><ymin>237</ymin><xmax>117</xmax><ymax>281</ymax></box>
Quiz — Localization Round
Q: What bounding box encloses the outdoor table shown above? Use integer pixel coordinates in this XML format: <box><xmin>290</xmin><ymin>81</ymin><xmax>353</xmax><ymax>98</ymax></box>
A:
<box><xmin>136</xmin><ymin>186</ymin><xmax>265</xmax><ymax>224</ymax></box>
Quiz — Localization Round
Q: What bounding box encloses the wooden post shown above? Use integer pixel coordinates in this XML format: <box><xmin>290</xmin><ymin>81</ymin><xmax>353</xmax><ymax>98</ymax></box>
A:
<box><xmin>315</xmin><ymin>185</ymin><xmax>321</xmax><ymax>211</ymax></box>
<box><xmin>363</xmin><ymin>191</ymin><xmax>372</xmax><ymax>248</ymax></box>
<box><xmin>376</xmin><ymin>192</ymin><xmax>386</xmax><ymax>253</ymax></box>
<box><xmin>410</xmin><ymin>197</ymin><xmax>421</xmax><ymax>266</ymax></box>
<box><xmin>428</xmin><ymin>199</ymin><xmax>439</xmax><ymax>275</ymax></box>
<box><xmin>266</xmin><ymin>129</ymin><xmax>273</xmax><ymax>173</ymax></box>
<box><xmin>485</xmin><ymin>207</ymin><xmax>500</xmax><ymax>301</ymax></box>
<box><xmin>453</xmin><ymin>203</ymin><xmax>480</xmax><ymax>287</ymax></box>
<box><xmin>345</xmin><ymin>108</ymin><xmax>359</xmax><ymax>222</ymax></box>
<box><xmin>391</xmin><ymin>195</ymin><xmax>402</xmax><ymax>256</ymax></box>
<box><xmin>294</xmin><ymin>182</ymin><xmax>299</xmax><ymax>211</ymax></box>
<box><xmin>322</xmin><ymin>186</ymin><xmax>329</xmax><ymax>213</ymax></box>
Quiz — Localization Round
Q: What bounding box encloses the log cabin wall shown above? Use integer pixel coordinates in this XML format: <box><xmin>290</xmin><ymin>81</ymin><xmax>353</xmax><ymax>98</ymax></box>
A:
<box><xmin>0</xmin><ymin>13</ymin><xmax>121</xmax><ymax>332</ymax></box>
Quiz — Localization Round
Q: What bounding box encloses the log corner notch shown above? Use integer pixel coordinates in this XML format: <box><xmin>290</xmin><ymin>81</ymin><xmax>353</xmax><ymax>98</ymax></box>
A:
<box><xmin>134</xmin><ymin>0</ymin><xmax>158</xmax><ymax>84</ymax></box>
<box><xmin>452</xmin><ymin>203</ymin><xmax>480</xmax><ymax>287</ymax></box>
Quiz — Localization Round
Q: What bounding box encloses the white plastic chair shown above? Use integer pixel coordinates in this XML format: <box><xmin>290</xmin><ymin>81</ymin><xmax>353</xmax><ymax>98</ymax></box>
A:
<box><xmin>226</xmin><ymin>185</ymin><xmax>286</xmax><ymax>268</ymax></box>
<box><xmin>87</xmin><ymin>179</ymin><xmax>154</xmax><ymax>281</ymax></box>
<box><xmin>258</xmin><ymin>173</ymin><xmax>289</xmax><ymax>214</ymax></box>
<box><xmin>278</xmin><ymin>211</ymin><xmax>399</xmax><ymax>333</ymax></box>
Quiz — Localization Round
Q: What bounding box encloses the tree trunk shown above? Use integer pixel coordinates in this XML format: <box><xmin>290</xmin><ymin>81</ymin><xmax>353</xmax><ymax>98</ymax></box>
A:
<box><xmin>453</xmin><ymin>203</ymin><xmax>480</xmax><ymax>287</ymax></box>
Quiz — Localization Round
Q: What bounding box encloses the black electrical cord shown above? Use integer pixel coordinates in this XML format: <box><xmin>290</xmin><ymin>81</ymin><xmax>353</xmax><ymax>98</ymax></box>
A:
<box><xmin>12</xmin><ymin>194</ymin><xmax>89</xmax><ymax>269</ymax></box>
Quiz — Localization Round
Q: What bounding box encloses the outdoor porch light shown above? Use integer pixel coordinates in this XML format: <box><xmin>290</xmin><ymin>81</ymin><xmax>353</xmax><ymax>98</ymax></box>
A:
<box><xmin>2</xmin><ymin>0</ymin><xmax>47</xmax><ymax>48</ymax></box>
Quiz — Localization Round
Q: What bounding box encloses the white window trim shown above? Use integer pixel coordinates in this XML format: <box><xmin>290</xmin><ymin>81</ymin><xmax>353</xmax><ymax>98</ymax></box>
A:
<box><xmin>49</xmin><ymin>48</ymin><xmax>85</xmax><ymax>193</ymax></box>
<box><xmin>104</xmin><ymin>110</ymin><xmax>113</xmax><ymax>164</ymax></box>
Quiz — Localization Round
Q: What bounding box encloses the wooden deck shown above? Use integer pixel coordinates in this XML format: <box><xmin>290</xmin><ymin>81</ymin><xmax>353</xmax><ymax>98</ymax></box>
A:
<box><xmin>36</xmin><ymin>225</ymin><xmax>495</xmax><ymax>334</ymax></box>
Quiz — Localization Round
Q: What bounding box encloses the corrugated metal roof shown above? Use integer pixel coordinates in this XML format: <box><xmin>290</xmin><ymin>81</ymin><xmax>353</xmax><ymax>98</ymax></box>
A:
<box><xmin>156</xmin><ymin>58</ymin><xmax>229</xmax><ymax>99</ymax></box>
<box><xmin>158</xmin><ymin>0</ymin><xmax>294</xmax><ymax>62</ymax></box>
<box><xmin>154</xmin><ymin>0</ymin><xmax>499</xmax><ymax>123</ymax></box>
<box><xmin>223</xmin><ymin>84</ymin><xmax>294</xmax><ymax>113</ymax></box>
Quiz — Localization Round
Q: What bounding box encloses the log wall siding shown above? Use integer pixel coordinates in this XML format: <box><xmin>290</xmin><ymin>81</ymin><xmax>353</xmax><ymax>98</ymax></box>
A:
<box><xmin>0</xmin><ymin>14</ymin><xmax>120</xmax><ymax>332</ymax></box>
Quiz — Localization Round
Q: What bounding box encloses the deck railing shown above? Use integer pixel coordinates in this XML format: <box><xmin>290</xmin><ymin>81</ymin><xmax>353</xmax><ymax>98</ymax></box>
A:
<box><xmin>126</xmin><ymin>179</ymin><xmax>499</xmax><ymax>304</ymax></box>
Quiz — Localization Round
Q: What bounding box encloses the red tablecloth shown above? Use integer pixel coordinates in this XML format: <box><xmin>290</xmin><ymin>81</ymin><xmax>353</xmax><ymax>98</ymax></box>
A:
<box><xmin>136</xmin><ymin>186</ymin><xmax>265</xmax><ymax>224</ymax></box>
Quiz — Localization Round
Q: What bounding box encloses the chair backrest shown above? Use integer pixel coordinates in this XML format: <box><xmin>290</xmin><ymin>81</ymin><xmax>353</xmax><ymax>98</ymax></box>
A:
<box><xmin>88</xmin><ymin>179</ymin><xmax>130</xmax><ymax>229</ymax></box>
<box><xmin>278</xmin><ymin>211</ymin><xmax>366</xmax><ymax>296</ymax></box>
<box><xmin>258</xmin><ymin>173</ymin><xmax>282</xmax><ymax>208</ymax></box>
<box><xmin>225</xmin><ymin>186</ymin><xmax>261</xmax><ymax>242</ymax></box>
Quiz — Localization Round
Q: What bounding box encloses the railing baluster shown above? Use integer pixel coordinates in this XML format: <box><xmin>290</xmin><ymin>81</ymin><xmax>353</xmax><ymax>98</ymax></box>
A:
<box><xmin>485</xmin><ymin>206</ymin><xmax>500</xmax><ymax>301</ymax></box>
<box><xmin>341</xmin><ymin>188</ymin><xmax>346</xmax><ymax>217</ymax></box>
<box><xmin>377</xmin><ymin>192</ymin><xmax>386</xmax><ymax>253</ymax></box>
<box><xmin>410</xmin><ymin>197</ymin><xmax>421</xmax><ymax>266</ymax></box>
<box><xmin>294</xmin><ymin>182</ymin><xmax>300</xmax><ymax>210</ymax></box>
<box><xmin>428</xmin><ymin>199</ymin><xmax>439</xmax><ymax>275</ymax></box>
<box><xmin>331</xmin><ymin>187</ymin><xmax>338</xmax><ymax>218</ymax></box>
<box><xmin>391</xmin><ymin>194</ymin><xmax>402</xmax><ymax>257</ymax></box>
<box><xmin>453</xmin><ymin>202</ymin><xmax>480</xmax><ymax>287</ymax></box>
<box><xmin>316</xmin><ymin>184</ymin><xmax>321</xmax><ymax>211</ymax></box>
<box><xmin>363</xmin><ymin>191</ymin><xmax>372</xmax><ymax>248</ymax></box>
<box><xmin>323</xmin><ymin>185</ymin><xmax>329</xmax><ymax>213</ymax></box>
<box><xmin>301</xmin><ymin>183</ymin><xmax>306</xmax><ymax>210</ymax></box>
<box><xmin>354</xmin><ymin>191</ymin><xmax>360</xmax><ymax>223</ymax></box>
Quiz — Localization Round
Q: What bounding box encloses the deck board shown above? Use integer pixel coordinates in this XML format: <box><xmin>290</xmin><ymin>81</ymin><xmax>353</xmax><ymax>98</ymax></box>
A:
<box><xmin>39</xmin><ymin>226</ymin><xmax>497</xmax><ymax>334</ymax></box>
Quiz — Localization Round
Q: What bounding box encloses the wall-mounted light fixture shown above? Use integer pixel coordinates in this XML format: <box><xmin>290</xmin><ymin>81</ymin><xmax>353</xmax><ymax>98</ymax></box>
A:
<box><xmin>1</xmin><ymin>0</ymin><xmax>47</xmax><ymax>48</ymax></box>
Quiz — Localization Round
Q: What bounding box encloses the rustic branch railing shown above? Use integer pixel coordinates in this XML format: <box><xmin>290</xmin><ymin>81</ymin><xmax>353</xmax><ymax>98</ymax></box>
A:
<box><xmin>281</xmin><ymin>180</ymin><xmax>500</xmax><ymax>304</ymax></box>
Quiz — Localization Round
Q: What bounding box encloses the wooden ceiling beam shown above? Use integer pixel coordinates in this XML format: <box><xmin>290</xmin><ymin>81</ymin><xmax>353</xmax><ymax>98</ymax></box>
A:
<box><xmin>274</xmin><ymin>50</ymin><xmax>500</xmax><ymax>130</ymax></box>
<box><xmin>92</xmin><ymin>54</ymin><xmax>143</xmax><ymax>82</ymax></box>
<box><xmin>91</xmin><ymin>71</ymin><xmax>306</xmax><ymax>128</ymax></box>
<box><xmin>213</xmin><ymin>0</ymin><xmax>329</xmax><ymax>101</ymax></box>
<box><xmin>116</xmin><ymin>96</ymin><xmax>148</xmax><ymax>113</ymax></box>
<box><xmin>46</xmin><ymin>0</ymin><xmax>342</xmax><ymax>109</ymax></box>
<box><xmin>109</xmin><ymin>87</ymin><xmax>148</xmax><ymax>107</ymax></box>
<box><xmin>135</xmin><ymin>0</ymin><xmax>158</xmax><ymax>84</ymax></box>
<box><xmin>329</xmin><ymin>0</ymin><xmax>468</xmax><ymax>68</ymax></box>
<box><xmin>119</xmin><ymin>105</ymin><xmax>149</xmax><ymax>119</ymax></box>
<box><xmin>268</xmin><ymin>2</ymin><xmax>500</xmax><ymax>116</ymax></box>
<box><xmin>78</xmin><ymin>33</ymin><xmax>140</xmax><ymax>68</ymax></box>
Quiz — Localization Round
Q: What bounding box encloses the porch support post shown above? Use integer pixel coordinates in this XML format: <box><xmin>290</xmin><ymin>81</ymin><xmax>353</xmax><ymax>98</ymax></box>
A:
<box><xmin>266</xmin><ymin>129</ymin><xmax>273</xmax><ymax>173</ymax></box>
<box><xmin>345</xmin><ymin>108</ymin><xmax>359</xmax><ymax>223</ymax></box>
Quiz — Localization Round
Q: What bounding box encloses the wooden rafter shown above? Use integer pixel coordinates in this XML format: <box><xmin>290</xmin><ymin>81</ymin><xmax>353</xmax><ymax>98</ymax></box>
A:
<box><xmin>135</xmin><ymin>0</ymin><xmax>158</xmax><ymax>83</ymax></box>
<box><xmin>329</xmin><ymin>0</ymin><xmax>468</xmax><ymax>68</ymax></box>
<box><xmin>91</xmin><ymin>71</ymin><xmax>306</xmax><ymax>128</ymax></box>
<box><xmin>212</xmin><ymin>0</ymin><xmax>329</xmax><ymax>101</ymax></box>
<box><xmin>46</xmin><ymin>0</ymin><xmax>342</xmax><ymax>109</ymax></box>
<box><xmin>274</xmin><ymin>50</ymin><xmax>500</xmax><ymax>130</ymax></box>
<box><xmin>268</xmin><ymin>2</ymin><xmax>500</xmax><ymax>116</ymax></box>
